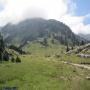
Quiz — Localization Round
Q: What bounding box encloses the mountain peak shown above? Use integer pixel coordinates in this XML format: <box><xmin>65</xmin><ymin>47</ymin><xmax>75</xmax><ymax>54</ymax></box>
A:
<box><xmin>1</xmin><ymin>18</ymin><xmax>87</xmax><ymax>45</ymax></box>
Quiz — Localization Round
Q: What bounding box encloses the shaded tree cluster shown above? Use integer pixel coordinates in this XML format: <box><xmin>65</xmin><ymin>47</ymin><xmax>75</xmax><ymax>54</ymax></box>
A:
<box><xmin>40</xmin><ymin>38</ymin><xmax>48</xmax><ymax>47</ymax></box>
<box><xmin>0</xmin><ymin>33</ymin><xmax>9</xmax><ymax>62</ymax></box>
<box><xmin>9</xmin><ymin>45</ymin><xmax>26</xmax><ymax>54</ymax></box>
<box><xmin>11</xmin><ymin>56</ymin><xmax>21</xmax><ymax>63</ymax></box>
<box><xmin>0</xmin><ymin>33</ymin><xmax>21</xmax><ymax>63</ymax></box>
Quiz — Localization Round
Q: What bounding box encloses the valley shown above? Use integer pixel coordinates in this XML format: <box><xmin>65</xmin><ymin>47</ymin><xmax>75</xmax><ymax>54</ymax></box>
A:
<box><xmin>0</xmin><ymin>41</ymin><xmax>90</xmax><ymax>90</ymax></box>
<box><xmin>0</xmin><ymin>18</ymin><xmax>90</xmax><ymax>90</ymax></box>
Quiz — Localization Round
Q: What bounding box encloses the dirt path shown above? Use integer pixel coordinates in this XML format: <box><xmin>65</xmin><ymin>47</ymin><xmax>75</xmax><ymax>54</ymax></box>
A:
<box><xmin>46</xmin><ymin>56</ymin><xmax>90</xmax><ymax>70</ymax></box>
<box><xmin>62</xmin><ymin>61</ymin><xmax>90</xmax><ymax>70</ymax></box>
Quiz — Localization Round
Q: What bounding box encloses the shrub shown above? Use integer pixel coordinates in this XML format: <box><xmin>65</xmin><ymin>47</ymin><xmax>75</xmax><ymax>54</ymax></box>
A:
<box><xmin>11</xmin><ymin>57</ymin><xmax>15</xmax><ymax>63</ymax></box>
<box><xmin>3</xmin><ymin>52</ymin><xmax>9</xmax><ymax>61</ymax></box>
<box><xmin>16</xmin><ymin>56</ymin><xmax>21</xmax><ymax>63</ymax></box>
<box><xmin>66</xmin><ymin>45</ymin><xmax>70</xmax><ymax>52</ymax></box>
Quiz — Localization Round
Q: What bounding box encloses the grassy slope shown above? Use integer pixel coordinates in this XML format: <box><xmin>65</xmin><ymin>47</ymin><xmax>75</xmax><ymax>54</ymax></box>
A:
<box><xmin>0</xmin><ymin>42</ymin><xmax>90</xmax><ymax>90</ymax></box>
<box><xmin>24</xmin><ymin>42</ymin><xmax>90</xmax><ymax>64</ymax></box>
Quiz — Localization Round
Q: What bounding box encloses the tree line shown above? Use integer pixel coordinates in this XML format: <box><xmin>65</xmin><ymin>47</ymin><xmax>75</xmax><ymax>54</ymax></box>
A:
<box><xmin>0</xmin><ymin>32</ymin><xmax>21</xmax><ymax>63</ymax></box>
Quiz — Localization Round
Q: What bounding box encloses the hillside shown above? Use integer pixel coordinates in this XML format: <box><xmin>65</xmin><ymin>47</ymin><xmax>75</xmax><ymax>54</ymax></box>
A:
<box><xmin>79</xmin><ymin>34</ymin><xmax>90</xmax><ymax>41</ymax></box>
<box><xmin>1</xmin><ymin>18</ymin><xmax>86</xmax><ymax>46</ymax></box>
<box><xmin>0</xmin><ymin>41</ymin><xmax>90</xmax><ymax>90</ymax></box>
<box><xmin>0</xmin><ymin>24</ymin><xmax>90</xmax><ymax>90</ymax></box>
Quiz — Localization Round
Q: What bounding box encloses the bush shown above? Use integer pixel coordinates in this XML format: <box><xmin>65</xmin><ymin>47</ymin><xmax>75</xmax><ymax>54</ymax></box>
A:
<box><xmin>11</xmin><ymin>57</ymin><xmax>15</xmax><ymax>63</ymax></box>
<box><xmin>3</xmin><ymin>52</ymin><xmax>9</xmax><ymax>61</ymax></box>
<box><xmin>16</xmin><ymin>56</ymin><xmax>21</xmax><ymax>63</ymax></box>
<box><xmin>66</xmin><ymin>45</ymin><xmax>70</xmax><ymax>52</ymax></box>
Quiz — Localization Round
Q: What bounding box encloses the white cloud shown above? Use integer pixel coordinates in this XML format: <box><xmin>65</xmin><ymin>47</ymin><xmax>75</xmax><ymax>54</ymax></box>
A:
<box><xmin>0</xmin><ymin>0</ymin><xmax>68</xmax><ymax>25</ymax></box>
<box><xmin>60</xmin><ymin>15</ymin><xmax>84</xmax><ymax>34</ymax></box>
<box><xmin>60</xmin><ymin>0</ymin><xmax>90</xmax><ymax>34</ymax></box>
<box><xmin>60</xmin><ymin>14</ymin><xmax>90</xmax><ymax>34</ymax></box>
<box><xmin>0</xmin><ymin>0</ymin><xmax>90</xmax><ymax>34</ymax></box>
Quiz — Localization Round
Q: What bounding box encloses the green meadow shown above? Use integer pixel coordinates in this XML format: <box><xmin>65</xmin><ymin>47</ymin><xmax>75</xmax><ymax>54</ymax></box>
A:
<box><xmin>0</xmin><ymin>42</ymin><xmax>90</xmax><ymax>90</ymax></box>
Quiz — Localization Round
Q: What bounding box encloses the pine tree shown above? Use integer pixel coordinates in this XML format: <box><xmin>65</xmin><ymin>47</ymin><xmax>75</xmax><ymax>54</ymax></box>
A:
<box><xmin>0</xmin><ymin>32</ymin><xmax>5</xmax><ymax>62</ymax></box>
<box><xmin>42</xmin><ymin>38</ymin><xmax>48</xmax><ymax>47</ymax></box>
<box><xmin>16</xmin><ymin>56</ymin><xmax>21</xmax><ymax>63</ymax></box>
<box><xmin>81</xmin><ymin>40</ymin><xmax>85</xmax><ymax>45</ymax></box>
<box><xmin>66</xmin><ymin>44</ymin><xmax>69</xmax><ymax>52</ymax></box>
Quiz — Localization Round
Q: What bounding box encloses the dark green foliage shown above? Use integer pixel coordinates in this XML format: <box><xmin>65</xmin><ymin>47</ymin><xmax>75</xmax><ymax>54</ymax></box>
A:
<box><xmin>81</xmin><ymin>40</ymin><xmax>85</xmax><ymax>45</ymax></box>
<box><xmin>66</xmin><ymin>45</ymin><xmax>70</xmax><ymax>52</ymax></box>
<box><xmin>51</xmin><ymin>39</ymin><xmax>55</xmax><ymax>44</ymax></box>
<box><xmin>0</xmin><ymin>32</ymin><xmax>5</xmax><ymax>62</ymax></box>
<box><xmin>0</xmin><ymin>32</ymin><xmax>10</xmax><ymax>62</ymax></box>
<box><xmin>43</xmin><ymin>38</ymin><xmax>48</xmax><ymax>47</ymax></box>
<box><xmin>40</xmin><ymin>38</ymin><xmax>48</xmax><ymax>47</ymax></box>
<box><xmin>9</xmin><ymin>45</ymin><xmax>26</xmax><ymax>54</ymax></box>
<box><xmin>16</xmin><ymin>56</ymin><xmax>21</xmax><ymax>63</ymax></box>
<box><xmin>11</xmin><ymin>57</ymin><xmax>15</xmax><ymax>63</ymax></box>
<box><xmin>71</xmin><ymin>46</ymin><xmax>74</xmax><ymax>50</ymax></box>
<box><xmin>3</xmin><ymin>51</ymin><xmax>9</xmax><ymax>61</ymax></box>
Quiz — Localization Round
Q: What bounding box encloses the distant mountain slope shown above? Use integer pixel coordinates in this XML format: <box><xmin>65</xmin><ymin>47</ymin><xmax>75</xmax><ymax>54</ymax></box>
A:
<box><xmin>66</xmin><ymin>43</ymin><xmax>90</xmax><ymax>54</ymax></box>
<box><xmin>79</xmin><ymin>34</ymin><xmax>90</xmax><ymax>41</ymax></box>
<box><xmin>1</xmin><ymin>18</ymin><xmax>87</xmax><ymax>45</ymax></box>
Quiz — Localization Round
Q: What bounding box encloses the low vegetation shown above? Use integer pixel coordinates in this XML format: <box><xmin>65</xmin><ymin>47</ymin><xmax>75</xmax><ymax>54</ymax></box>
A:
<box><xmin>0</xmin><ymin>18</ymin><xmax>90</xmax><ymax>90</ymax></box>
<box><xmin>0</xmin><ymin>54</ymin><xmax>90</xmax><ymax>90</ymax></box>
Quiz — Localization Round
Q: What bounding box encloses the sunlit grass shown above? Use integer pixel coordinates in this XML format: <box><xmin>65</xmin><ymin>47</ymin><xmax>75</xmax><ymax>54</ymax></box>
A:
<box><xmin>0</xmin><ymin>43</ymin><xmax>90</xmax><ymax>90</ymax></box>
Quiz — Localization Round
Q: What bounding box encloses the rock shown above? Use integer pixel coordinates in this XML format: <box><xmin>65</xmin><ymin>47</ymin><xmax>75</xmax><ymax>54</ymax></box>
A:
<box><xmin>77</xmin><ymin>54</ymin><xmax>90</xmax><ymax>58</ymax></box>
<box><xmin>86</xmin><ymin>76</ymin><xmax>90</xmax><ymax>80</ymax></box>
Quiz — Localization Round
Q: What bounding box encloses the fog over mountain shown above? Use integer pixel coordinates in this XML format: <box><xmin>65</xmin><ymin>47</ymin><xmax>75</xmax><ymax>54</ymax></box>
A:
<box><xmin>0</xmin><ymin>0</ymin><xmax>90</xmax><ymax>34</ymax></box>
<box><xmin>1</xmin><ymin>18</ymin><xmax>87</xmax><ymax>46</ymax></box>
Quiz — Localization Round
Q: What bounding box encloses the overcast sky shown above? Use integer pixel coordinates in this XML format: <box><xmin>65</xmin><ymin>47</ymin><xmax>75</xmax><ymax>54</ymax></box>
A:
<box><xmin>0</xmin><ymin>0</ymin><xmax>90</xmax><ymax>34</ymax></box>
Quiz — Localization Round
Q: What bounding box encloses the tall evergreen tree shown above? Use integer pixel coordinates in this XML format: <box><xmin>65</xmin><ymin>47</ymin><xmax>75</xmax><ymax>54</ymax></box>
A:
<box><xmin>42</xmin><ymin>38</ymin><xmax>48</xmax><ymax>47</ymax></box>
<box><xmin>0</xmin><ymin>32</ymin><xmax>5</xmax><ymax>62</ymax></box>
<box><xmin>66</xmin><ymin>44</ymin><xmax>69</xmax><ymax>52</ymax></box>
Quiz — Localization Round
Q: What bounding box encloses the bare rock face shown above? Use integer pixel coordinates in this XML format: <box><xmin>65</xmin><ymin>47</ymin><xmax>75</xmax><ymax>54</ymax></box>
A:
<box><xmin>66</xmin><ymin>43</ymin><xmax>90</xmax><ymax>55</ymax></box>
<box><xmin>86</xmin><ymin>76</ymin><xmax>90</xmax><ymax>80</ymax></box>
<box><xmin>77</xmin><ymin>54</ymin><xmax>90</xmax><ymax>58</ymax></box>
